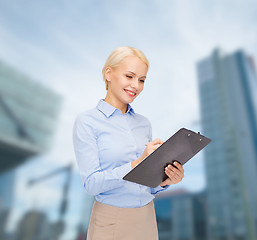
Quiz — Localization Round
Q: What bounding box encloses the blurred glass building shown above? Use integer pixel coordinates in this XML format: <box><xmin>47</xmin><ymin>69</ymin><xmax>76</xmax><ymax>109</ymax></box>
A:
<box><xmin>0</xmin><ymin>170</ymin><xmax>15</xmax><ymax>238</ymax></box>
<box><xmin>197</xmin><ymin>49</ymin><xmax>257</xmax><ymax>240</ymax></box>
<box><xmin>13</xmin><ymin>210</ymin><xmax>50</xmax><ymax>240</ymax></box>
<box><xmin>154</xmin><ymin>189</ymin><xmax>207</xmax><ymax>240</ymax></box>
<box><xmin>75</xmin><ymin>193</ymin><xmax>94</xmax><ymax>239</ymax></box>
<box><xmin>0</xmin><ymin>60</ymin><xmax>62</xmax><ymax>239</ymax></box>
<box><xmin>0</xmin><ymin>60</ymin><xmax>62</xmax><ymax>173</ymax></box>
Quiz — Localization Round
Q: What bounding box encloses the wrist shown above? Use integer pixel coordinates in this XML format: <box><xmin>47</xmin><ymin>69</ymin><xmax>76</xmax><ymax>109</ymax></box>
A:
<box><xmin>131</xmin><ymin>156</ymin><xmax>143</xmax><ymax>168</ymax></box>
<box><xmin>160</xmin><ymin>183</ymin><xmax>167</xmax><ymax>187</ymax></box>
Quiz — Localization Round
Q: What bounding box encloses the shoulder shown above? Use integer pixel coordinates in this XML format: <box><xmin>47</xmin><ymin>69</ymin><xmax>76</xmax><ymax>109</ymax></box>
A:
<box><xmin>133</xmin><ymin>112</ymin><xmax>152</xmax><ymax>127</ymax></box>
<box><xmin>76</xmin><ymin>107</ymin><xmax>99</xmax><ymax>121</ymax></box>
<box><xmin>73</xmin><ymin>107</ymin><xmax>102</xmax><ymax>132</ymax></box>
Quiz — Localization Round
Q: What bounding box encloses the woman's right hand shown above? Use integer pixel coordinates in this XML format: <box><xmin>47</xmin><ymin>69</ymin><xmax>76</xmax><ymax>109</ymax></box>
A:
<box><xmin>131</xmin><ymin>138</ymin><xmax>164</xmax><ymax>168</ymax></box>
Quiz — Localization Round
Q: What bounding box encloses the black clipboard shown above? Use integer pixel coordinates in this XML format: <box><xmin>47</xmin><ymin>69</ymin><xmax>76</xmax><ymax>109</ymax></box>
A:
<box><xmin>123</xmin><ymin>128</ymin><xmax>211</xmax><ymax>188</ymax></box>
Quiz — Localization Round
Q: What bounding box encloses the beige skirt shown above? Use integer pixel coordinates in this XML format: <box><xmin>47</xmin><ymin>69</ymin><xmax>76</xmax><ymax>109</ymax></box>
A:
<box><xmin>87</xmin><ymin>200</ymin><xmax>158</xmax><ymax>240</ymax></box>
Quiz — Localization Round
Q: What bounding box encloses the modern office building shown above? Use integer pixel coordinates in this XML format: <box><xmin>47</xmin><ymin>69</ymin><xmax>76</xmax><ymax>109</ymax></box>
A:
<box><xmin>0</xmin><ymin>60</ymin><xmax>62</xmax><ymax>238</ymax></box>
<box><xmin>197</xmin><ymin>49</ymin><xmax>257</xmax><ymax>240</ymax></box>
<box><xmin>0</xmin><ymin>170</ymin><xmax>15</xmax><ymax>209</ymax></box>
<box><xmin>0</xmin><ymin>60</ymin><xmax>62</xmax><ymax>174</ymax></box>
<box><xmin>154</xmin><ymin>189</ymin><xmax>207</xmax><ymax>240</ymax></box>
<box><xmin>13</xmin><ymin>210</ymin><xmax>50</xmax><ymax>240</ymax></box>
<box><xmin>0</xmin><ymin>169</ymin><xmax>15</xmax><ymax>237</ymax></box>
<box><xmin>75</xmin><ymin>192</ymin><xmax>94</xmax><ymax>238</ymax></box>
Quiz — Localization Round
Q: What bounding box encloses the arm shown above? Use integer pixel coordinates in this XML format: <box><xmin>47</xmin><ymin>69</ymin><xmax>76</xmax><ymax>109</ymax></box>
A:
<box><xmin>73</xmin><ymin>116</ymin><xmax>132</xmax><ymax>196</ymax></box>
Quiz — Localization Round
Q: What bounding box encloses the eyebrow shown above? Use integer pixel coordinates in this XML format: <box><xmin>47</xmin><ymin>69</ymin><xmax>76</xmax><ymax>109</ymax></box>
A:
<box><xmin>126</xmin><ymin>71</ymin><xmax>146</xmax><ymax>79</ymax></box>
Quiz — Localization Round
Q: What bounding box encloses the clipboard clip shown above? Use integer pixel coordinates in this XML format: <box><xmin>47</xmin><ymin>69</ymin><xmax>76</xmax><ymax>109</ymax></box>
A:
<box><xmin>188</xmin><ymin>131</ymin><xmax>202</xmax><ymax>141</ymax></box>
<box><xmin>197</xmin><ymin>132</ymin><xmax>202</xmax><ymax>141</ymax></box>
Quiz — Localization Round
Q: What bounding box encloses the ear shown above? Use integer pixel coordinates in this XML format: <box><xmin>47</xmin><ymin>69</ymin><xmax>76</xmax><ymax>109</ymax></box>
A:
<box><xmin>105</xmin><ymin>66</ymin><xmax>111</xmax><ymax>82</ymax></box>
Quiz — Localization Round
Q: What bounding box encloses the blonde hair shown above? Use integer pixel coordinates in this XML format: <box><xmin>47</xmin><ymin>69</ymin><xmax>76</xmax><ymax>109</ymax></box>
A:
<box><xmin>102</xmin><ymin>46</ymin><xmax>149</xmax><ymax>90</ymax></box>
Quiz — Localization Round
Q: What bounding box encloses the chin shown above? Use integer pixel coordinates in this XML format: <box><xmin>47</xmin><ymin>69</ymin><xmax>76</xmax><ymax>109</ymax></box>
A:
<box><xmin>127</xmin><ymin>97</ymin><xmax>136</xmax><ymax>104</ymax></box>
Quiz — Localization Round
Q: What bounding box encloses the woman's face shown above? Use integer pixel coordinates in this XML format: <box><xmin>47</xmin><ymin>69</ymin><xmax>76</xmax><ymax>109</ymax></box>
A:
<box><xmin>106</xmin><ymin>56</ymin><xmax>148</xmax><ymax>106</ymax></box>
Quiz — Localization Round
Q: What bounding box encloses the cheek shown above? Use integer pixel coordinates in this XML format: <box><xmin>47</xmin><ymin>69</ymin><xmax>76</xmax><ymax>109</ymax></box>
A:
<box><xmin>117</xmin><ymin>77</ymin><xmax>128</xmax><ymax>87</ymax></box>
<box><xmin>139</xmin><ymin>85</ymin><xmax>144</xmax><ymax>93</ymax></box>
<box><xmin>111</xmin><ymin>77</ymin><xmax>126</xmax><ymax>90</ymax></box>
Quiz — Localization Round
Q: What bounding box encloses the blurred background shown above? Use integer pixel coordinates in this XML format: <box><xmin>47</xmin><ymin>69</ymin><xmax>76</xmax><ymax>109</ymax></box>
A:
<box><xmin>0</xmin><ymin>0</ymin><xmax>257</xmax><ymax>240</ymax></box>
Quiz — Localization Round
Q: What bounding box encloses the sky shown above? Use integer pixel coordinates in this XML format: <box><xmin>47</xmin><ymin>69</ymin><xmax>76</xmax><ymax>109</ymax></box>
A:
<box><xmin>0</xmin><ymin>0</ymin><xmax>257</xmax><ymax>239</ymax></box>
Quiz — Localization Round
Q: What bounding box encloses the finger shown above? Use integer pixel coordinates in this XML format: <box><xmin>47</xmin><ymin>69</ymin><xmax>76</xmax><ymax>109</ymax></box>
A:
<box><xmin>165</xmin><ymin>166</ymin><xmax>179</xmax><ymax>180</ymax></box>
<box><xmin>165</xmin><ymin>171</ymin><xmax>179</xmax><ymax>184</ymax></box>
<box><xmin>162</xmin><ymin>173</ymin><xmax>174</xmax><ymax>184</ymax></box>
<box><xmin>153</xmin><ymin>144</ymin><xmax>162</xmax><ymax>150</ymax></box>
<box><xmin>167</xmin><ymin>170</ymin><xmax>182</xmax><ymax>183</ymax></box>
<box><xmin>166</xmin><ymin>166</ymin><xmax>183</xmax><ymax>180</ymax></box>
<box><xmin>151</xmin><ymin>138</ymin><xmax>164</xmax><ymax>145</ymax></box>
<box><xmin>173</xmin><ymin>161</ymin><xmax>184</xmax><ymax>172</ymax></box>
<box><xmin>161</xmin><ymin>178</ymin><xmax>171</xmax><ymax>186</ymax></box>
<box><xmin>167</xmin><ymin>164</ymin><xmax>183</xmax><ymax>176</ymax></box>
<box><xmin>170</xmin><ymin>168</ymin><xmax>184</xmax><ymax>180</ymax></box>
<box><xmin>168</xmin><ymin>163</ymin><xmax>184</xmax><ymax>177</ymax></box>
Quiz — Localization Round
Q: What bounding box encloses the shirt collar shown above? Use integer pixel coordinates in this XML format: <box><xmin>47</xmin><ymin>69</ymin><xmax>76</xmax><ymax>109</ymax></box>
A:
<box><xmin>96</xmin><ymin>99</ymin><xmax>135</xmax><ymax>117</ymax></box>
<box><xmin>126</xmin><ymin>104</ymin><xmax>135</xmax><ymax>115</ymax></box>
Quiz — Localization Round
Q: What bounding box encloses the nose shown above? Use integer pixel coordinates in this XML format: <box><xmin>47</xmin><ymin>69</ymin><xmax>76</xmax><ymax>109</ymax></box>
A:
<box><xmin>130</xmin><ymin>79</ymin><xmax>139</xmax><ymax>90</ymax></box>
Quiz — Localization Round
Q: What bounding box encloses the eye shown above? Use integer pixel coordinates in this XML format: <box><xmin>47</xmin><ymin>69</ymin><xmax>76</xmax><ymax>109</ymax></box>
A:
<box><xmin>139</xmin><ymin>79</ymin><xmax>145</xmax><ymax>83</ymax></box>
<box><xmin>126</xmin><ymin>75</ymin><xmax>133</xmax><ymax>79</ymax></box>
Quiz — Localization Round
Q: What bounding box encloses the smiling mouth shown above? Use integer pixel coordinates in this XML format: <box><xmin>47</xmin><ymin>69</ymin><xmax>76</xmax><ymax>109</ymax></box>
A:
<box><xmin>124</xmin><ymin>89</ymin><xmax>136</xmax><ymax>97</ymax></box>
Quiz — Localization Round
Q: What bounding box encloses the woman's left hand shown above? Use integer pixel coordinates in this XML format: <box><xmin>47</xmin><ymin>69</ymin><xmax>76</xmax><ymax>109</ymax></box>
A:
<box><xmin>160</xmin><ymin>161</ymin><xmax>184</xmax><ymax>187</ymax></box>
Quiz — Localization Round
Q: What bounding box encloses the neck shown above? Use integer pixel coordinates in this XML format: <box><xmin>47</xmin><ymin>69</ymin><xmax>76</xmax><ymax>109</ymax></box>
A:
<box><xmin>104</xmin><ymin>94</ymin><xmax>127</xmax><ymax>115</ymax></box>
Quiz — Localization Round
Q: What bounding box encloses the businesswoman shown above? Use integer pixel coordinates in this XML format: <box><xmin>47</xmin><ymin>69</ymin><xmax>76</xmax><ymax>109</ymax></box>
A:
<box><xmin>73</xmin><ymin>46</ymin><xmax>184</xmax><ymax>240</ymax></box>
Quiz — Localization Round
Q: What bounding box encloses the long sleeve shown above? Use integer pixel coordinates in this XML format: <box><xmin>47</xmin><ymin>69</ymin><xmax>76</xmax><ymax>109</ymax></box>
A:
<box><xmin>73</xmin><ymin>99</ymin><xmax>168</xmax><ymax>208</ymax></box>
<box><xmin>151</xmin><ymin>185</ymin><xmax>169</xmax><ymax>194</ymax></box>
<box><xmin>73</xmin><ymin>116</ymin><xmax>132</xmax><ymax>196</ymax></box>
